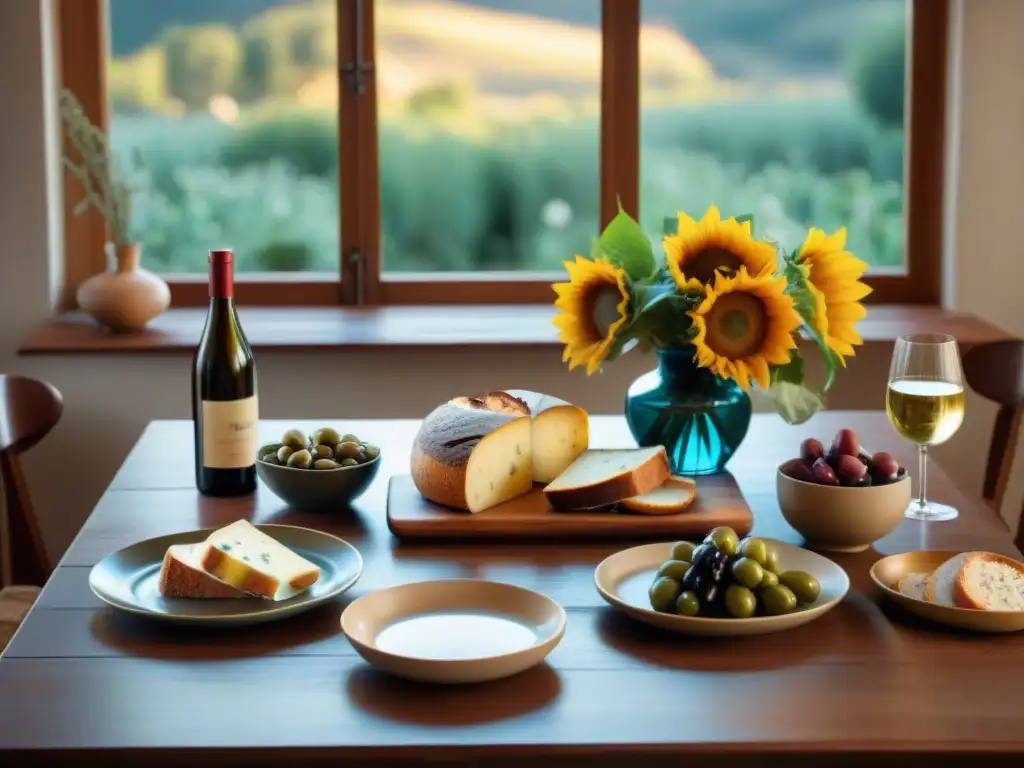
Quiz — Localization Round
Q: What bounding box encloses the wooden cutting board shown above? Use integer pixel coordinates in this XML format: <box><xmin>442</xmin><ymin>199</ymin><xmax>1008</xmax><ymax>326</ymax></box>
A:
<box><xmin>386</xmin><ymin>473</ymin><xmax>754</xmax><ymax>541</ymax></box>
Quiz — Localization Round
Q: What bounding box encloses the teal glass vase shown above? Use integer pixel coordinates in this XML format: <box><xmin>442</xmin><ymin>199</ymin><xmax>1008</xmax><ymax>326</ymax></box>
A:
<box><xmin>625</xmin><ymin>346</ymin><xmax>752</xmax><ymax>475</ymax></box>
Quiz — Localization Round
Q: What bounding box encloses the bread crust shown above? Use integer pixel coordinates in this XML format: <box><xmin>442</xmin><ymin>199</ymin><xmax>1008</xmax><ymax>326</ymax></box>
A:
<box><xmin>158</xmin><ymin>545</ymin><xmax>247</xmax><ymax>599</ymax></box>
<box><xmin>619</xmin><ymin>475</ymin><xmax>696</xmax><ymax>515</ymax></box>
<box><xmin>411</xmin><ymin>446</ymin><xmax>469</xmax><ymax>510</ymax></box>
<box><xmin>953</xmin><ymin>551</ymin><xmax>1024</xmax><ymax>610</ymax></box>
<box><xmin>545</xmin><ymin>447</ymin><xmax>671</xmax><ymax>511</ymax></box>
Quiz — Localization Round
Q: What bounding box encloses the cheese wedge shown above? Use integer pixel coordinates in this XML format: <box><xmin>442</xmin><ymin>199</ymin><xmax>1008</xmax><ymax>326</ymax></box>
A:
<box><xmin>505</xmin><ymin>390</ymin><xmax>589</xmax><ymax>484</ymax></box>
<box><xmin>465</xmin><ymin>417</ymin><xmax>533</xmax><ymax>513</ymax></box>
<box><xmin>200</xmin><ymin>520</ymin><xmax>320</xmax><ymax>601</ymax></box>
<box><xmin>543</xmin><ymin>447</ymin><xmax>671</xmax><ymax>511</ymax></box>
<box><xmin>619</xmin><ymin>475</ymin><xmax>697</xmax><ymax>515</ymax></box>
<box><xmin>158</xmin><ymin>543</ymin><xmax>249</xmax><ymax>599</ymax></box>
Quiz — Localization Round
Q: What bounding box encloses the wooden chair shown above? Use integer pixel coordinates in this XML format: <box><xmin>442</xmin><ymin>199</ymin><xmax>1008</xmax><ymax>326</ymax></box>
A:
<box><xmin>962</xmin><ymin>339</ymin><xmax>1024</xmax><ymax>550</ymax></box>
<box><xmin>0</xmin><ymin>375</ymin><xmax>62</xmax><ymax>651</ymax></box>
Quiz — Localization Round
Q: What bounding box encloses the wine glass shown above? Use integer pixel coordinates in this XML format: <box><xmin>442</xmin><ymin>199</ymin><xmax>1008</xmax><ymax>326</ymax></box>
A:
<box><xmin>886</xmin><ymin>333</ymin><xmax>965</xmax><ymax>521</ymax></box>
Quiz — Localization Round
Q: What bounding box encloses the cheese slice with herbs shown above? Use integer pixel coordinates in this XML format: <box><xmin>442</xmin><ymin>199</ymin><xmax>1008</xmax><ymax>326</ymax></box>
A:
<box><xmin>199</xmin><ymin>520</ymin><xmax>320</xmax><ymax>601</ymax></box>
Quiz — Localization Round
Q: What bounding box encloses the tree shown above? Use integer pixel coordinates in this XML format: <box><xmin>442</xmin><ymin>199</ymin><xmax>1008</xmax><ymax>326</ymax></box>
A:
<box><xmin>850</xmin><ymin>19</ymin><xmax>906</xmax><ymax>129</ymax></box>
<box><xmin>162</xmin><ymin>25</ymin><xmax>242</xmax><ymax>110</ymax></box>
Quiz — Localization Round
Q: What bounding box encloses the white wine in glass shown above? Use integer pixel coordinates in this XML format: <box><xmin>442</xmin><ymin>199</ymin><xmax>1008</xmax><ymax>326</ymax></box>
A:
<box><xmin>886</xmin><ymin>333</ymin><xmax>965</xmax><ymax>521</ymax></box>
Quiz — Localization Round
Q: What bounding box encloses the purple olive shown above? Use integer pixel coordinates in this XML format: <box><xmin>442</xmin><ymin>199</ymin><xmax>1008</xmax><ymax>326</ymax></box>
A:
<box><xmin>781</xmin><ymin>458</ymin><xmax>815</xmax><ymax>483</ymax></box>
<box><xmin>836</xmin><ymin>454</ymin><xmax>868</xmax><ymax>486</ymax></box>
<box><xmin>800</xmin><ymin>438</ymin><xmax>825</xmax><ymax>464</ymax></box>
<box><xmin>811</xmin><ymin>457</ymin><xmax>839</xmax><ymax>485</ymax></box>
<box><xmin>830</xmin><ymin>428</ymin><xmax>861</xmax><ymax>458</ymax></box>
<box><xmin>869</xmin><ymin>451</ymin><xmax>900</xmax><ymax>484</ymax></box>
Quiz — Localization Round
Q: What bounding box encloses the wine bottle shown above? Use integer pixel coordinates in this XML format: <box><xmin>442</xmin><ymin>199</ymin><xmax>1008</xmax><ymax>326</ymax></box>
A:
<box><xmin>192</xmin><ymin>249</ymin><xmax>259</xmax><ymax>496</ymax></box>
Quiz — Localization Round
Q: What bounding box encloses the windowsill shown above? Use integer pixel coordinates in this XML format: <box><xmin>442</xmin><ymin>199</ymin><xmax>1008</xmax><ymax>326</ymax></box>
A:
<box><xmin>17</xmin><ymin>304</ymin><xmax>1015</xmax><ymax>355</ymax></box>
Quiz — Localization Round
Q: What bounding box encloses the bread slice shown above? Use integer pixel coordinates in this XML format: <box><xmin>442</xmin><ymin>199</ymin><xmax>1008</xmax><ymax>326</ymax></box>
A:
<box><xmin>619</xmin><ymin>475</ymin><xmax>696</xmax><ymax>515</ymax></box>
<box><xmin>953</xmin><ymin>552</ymin><xmax>1024</xmax><ymax>611</ymax></box>
<box><xmin>924</xmin><ymin>552</ymin><xmax>970</xmax><ymax>607</ymax></box>
<box><xmin>200</xmin><ymin>520</ymin><xmax>321</xmax><ymax>601</ymax></box>
<box><xmin>897</xmin><ymin>572</ymin><xmax>928</xmax><ymax>602</ymax></box>
<box><xmin>158</xmin><ymin>544</ymin><xmax>249</xmax><ymax>599</ymax></box>
<box><xmin>542</xmin><ymin>447</ymin><xmax>671</xmax><ymax>511</ymax></box>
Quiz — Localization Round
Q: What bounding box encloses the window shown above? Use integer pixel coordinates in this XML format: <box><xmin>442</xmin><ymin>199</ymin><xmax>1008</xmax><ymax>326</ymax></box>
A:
<box><xmin>58</xmin><ymin>0</ymin><xmax>945</xmax><ymax>309</ymax></box>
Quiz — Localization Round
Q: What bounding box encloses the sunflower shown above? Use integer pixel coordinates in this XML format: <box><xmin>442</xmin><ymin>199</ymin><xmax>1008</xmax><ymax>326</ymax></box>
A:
<box><xmin>796</xmin><ymin>227</ymin><xmax>872</xmax><ymax>364</ymax></box>
<box><xmin>688</xmin><ymin>268</ymin><xmax>801</xmax><ymax>390</ymax></box>
<box><xmin>664</xmin><ymin>205</ymin><xmax>778</xmax><ymax>292</ymax></box>
<box><xmin>552</xmin><ymin>256</ymin><xmax>630</xmax><ymax>375</ymax></box>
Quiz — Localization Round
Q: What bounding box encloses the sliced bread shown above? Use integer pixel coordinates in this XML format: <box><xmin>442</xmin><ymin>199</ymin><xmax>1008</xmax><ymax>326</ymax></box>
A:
<box><xmin>158</xmin><ymin>544</ymin><xmax>249</xmax><ymax>599</ymax></box>
<box><xmin>924</xmin><ymin>552</ymin><xmax>971</xmax><ymax>607</ymax></box>
<box><xmin>953</xmin><ymin>552</ymin><xmax>1024</xmax><ymax>611</ymax></box>
<box><xmin>897</xmin><ymin>572</ymin><xmax>929</xmax><ymax>601</ymax></box>
<box><xmin>619</xmin><ymin>475</ymin><xmax>697</xmax><ymax>515</ymax></box>
<box><xmin>542</xmin><ymin>447</ymin><xmax>671</xmax><ymax>511</ymax></box>
<box><xmin>200</xmin><ymin>520</ymin><xmax>321</xmax><ymax>601</ymax></box>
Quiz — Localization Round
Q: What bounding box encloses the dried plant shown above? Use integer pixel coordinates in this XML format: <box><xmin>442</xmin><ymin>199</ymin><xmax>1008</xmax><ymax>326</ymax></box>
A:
<box><xmin>59</xmin><ymin>88</ymin><xmax>145</xmax><ymax>246</ymax></box>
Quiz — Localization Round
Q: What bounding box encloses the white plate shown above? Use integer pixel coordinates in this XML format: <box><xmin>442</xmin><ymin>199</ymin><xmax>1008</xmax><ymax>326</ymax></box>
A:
<box><xmin>89</xmin><ymin>524</ymin><xmax>363</xmax><ymax>626</ymax></box>
<box><xmin>341</xmin><ymin>579</ymin><xmax>565</xmax><ymax>684</ymax></box>
<box><xmin>594</xmin><ymin>539</ymin><xmax>849</xmax><ymax>636</ymax></box>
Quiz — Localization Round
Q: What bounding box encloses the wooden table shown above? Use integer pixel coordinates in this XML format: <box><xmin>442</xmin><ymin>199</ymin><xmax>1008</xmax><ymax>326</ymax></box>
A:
<box><xmin>1</xmin><ymin>412</ymin><xmax>1021</xmax><ymax>767</ymax></box>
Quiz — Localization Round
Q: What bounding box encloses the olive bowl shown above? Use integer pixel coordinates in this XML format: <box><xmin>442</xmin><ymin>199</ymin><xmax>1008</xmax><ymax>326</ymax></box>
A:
<box><xmin>776</xmin><ymin>466</ymin><xmax>911</xmax><ymax>553</ymax></box>
<box><xmin>256</xmin><ymin>453</ymin><xmax>381</xmax><ymax>512</ymax></box>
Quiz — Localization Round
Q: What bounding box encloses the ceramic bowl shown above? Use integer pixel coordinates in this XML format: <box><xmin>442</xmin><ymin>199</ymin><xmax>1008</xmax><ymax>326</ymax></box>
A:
<box><xmin>776</xmin><ymin>466</ymin><xmax>911</xmax><ymax>553</ymax></box>
<box><xmin>256</xmin><ymin>454</ymin><xmax>380</xmax><ymax>512</ymax></box>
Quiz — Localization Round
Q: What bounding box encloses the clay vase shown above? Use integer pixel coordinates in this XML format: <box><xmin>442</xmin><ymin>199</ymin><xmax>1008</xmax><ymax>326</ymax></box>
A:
<box><xmin>76</xmin><ymin>243</ymin><xmax>171</xmax><ymax>333</ymax></box>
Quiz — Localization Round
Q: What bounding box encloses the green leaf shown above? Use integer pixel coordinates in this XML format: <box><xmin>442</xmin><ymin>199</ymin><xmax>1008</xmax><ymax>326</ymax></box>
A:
<box><xmin>768</xmin><ymin>381</ymin><xmax>826</xmax><ymax>425</ymax></box>
<box><xmin>628</xmin><ymin>291</ymin><xmax>698</xmax><ymax>348</ymax></box>
<box><xmin>73</xmin><ymin>199</ymin><xmax>90</xmax><ymax>217</ymax></box>
<box><xmin>770</xmin><ymin>351</ymin><xmax>805</xmax><ymax>386</ymax></box>
<box><xmin>599</xmin><ymin>208</ymin><xmax>656</xmax><ymax>282</ymax></box>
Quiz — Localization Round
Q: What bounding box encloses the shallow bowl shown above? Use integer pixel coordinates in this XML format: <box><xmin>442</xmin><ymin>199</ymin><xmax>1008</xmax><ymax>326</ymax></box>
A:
<box><xmin>777</xmin><ymin>466</ymin><xmax>911</xmax><ymax>553</ymax></box>
<box><xmin>256</xmin><ymin>454</ymin><xmax>380</xmax><ymax>512</ymax></box>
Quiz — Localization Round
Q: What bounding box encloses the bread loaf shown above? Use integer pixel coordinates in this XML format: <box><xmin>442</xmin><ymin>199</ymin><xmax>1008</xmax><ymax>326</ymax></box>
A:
<box><xmin>543</xmin><ymin>447</ymin><xmax>671</xmax><ymax>511</ymax></box>
<box><xmin>924</xmin><ymin>552</ymin><xmax>970</xmax><ymax>607</ymax></box>
<box><xmin>619</xmin><ymin>475</ymin><xmax>696</xmax><ymax>515</ymax></box>
<box><xmin>411</xmin><ymin>390</ymin><xmax>589</xmax><ymax>512</ymax></box>
<box><xmin>953</xmin><ymin>552</ymin><xmax>1024</xmax><ymax>611</ymax></box>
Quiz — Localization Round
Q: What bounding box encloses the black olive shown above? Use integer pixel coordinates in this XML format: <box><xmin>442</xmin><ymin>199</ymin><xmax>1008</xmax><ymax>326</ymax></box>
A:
<box><xmin>690</xmin><ymin>542</ymin><xmax>716</xmax><ymax>566</ymax></box>
<box><xmin>681</xmin><ymin>566</ymin><xmax>700</xmax><ymax>591</ymax></box>
<box><xmin>692</xmin><ymin>573</ymin><xmax>719</xmax><ymax>604</ymax></box>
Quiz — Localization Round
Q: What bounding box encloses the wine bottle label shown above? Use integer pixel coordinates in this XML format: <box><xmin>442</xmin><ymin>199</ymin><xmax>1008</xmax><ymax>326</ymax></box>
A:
<box><xmin>201</xmin><ymin>395</ymin><xmax>259</xmax><ymax>468</ymax></box>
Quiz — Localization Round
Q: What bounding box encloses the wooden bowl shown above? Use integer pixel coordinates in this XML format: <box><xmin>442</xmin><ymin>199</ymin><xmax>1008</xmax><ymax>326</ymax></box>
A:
<box><xmin>870</xmin><ymin>550</ymin><xmax>1024</xmax><ymax>632</ymax></box>
<box><xmin>256</xmin><ymin>454</ymin><xmax>380</xmax><ymax>512</ymax></box>
<box><xmin>776</xmin><ymin>467</ymin><xmax>911</xmax><ymax>553</ymax></box>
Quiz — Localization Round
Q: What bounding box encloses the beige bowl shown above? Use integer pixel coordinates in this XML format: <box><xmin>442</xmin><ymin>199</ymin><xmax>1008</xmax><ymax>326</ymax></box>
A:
<box><xmin>777</xmin><ymin>466</ymin><xmax>911</xmax><ymax>553</ymax></box>
<box><xmin>341</xmin><ymin>579</ymin><xmax>566</xmax><ymax>684</ymax></box>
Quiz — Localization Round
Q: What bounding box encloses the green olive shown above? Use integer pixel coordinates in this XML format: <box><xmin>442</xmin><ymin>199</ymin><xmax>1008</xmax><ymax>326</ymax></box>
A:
<box><xmin>763</xmin><ymin>544</ymin><xmax>781</xmax><ymax>574</ymax></box>
<box><xmin>779</xmin><ymin>570</ymin><xmax>821</xmax><ymax>604</ymax></box>
<box><xmin>724</xmin><ymin>584</ymin><xmax>757</xmax><ymax>619</ymax></box>
<box><xmin>656</xmin><ymin>560</ymin><xmax>691</xmax><ymax>581</ymax></box>
<box><xmin>311</xmin><ymin>427</ymin><xmax>342</xmax><ymax>447</ymax></box>
<box><xmin>361</xmin><ymin>443</ymin><xmax>381</xmax><ymax>461</ymax></box>
<box><xmin>675</xmin><ymin>590</ymin><xmax>700</xmax><ymax>617</ymax></box>
<box><xmin>737</xmin><ymin>537</ymin><xmax>768</xmax><ymax>566</ymax></box>
<box><xmin>281</xmin><ymin>429</ymin><xmax>307</xmax><ymax>450</ymax></box>
<box><xmin>340</xmin><ymin>433</ymin><xmax>361</xmax><ymax>445</ymax></box>
<box><xmin>731</xmin><ymin>556</ymin><xmax>764</xmax><ymax>590</ymax></box>
<box><xmin>340</xmin><ymin>457</ymin><xmax>359</xmax><ymax>467</ymax></box>
<box><xmin>759</xmin><ymin>570</ymin><xmax>779</xmax><ymax>589</ymax></box>
<box><xmin>286</xmin><ymin>448</ymin><xmax>313</xmax><ymax>469</ymax></box>
<box><xmin>761</xmin><ymin>584</ymin><xmax>798</xmax><ymax>615</ymax></box>
<box><xmin>258</xmin><ymin>442</ymin><xmax>283</xmax><ymax>459</ymax></box>
<box><xmin>669</xmin><ymin>541</ymin><xmax>697</xmax><ymax>562</ymax></box>
<box><xmin>260</xmin><ymin>453</ymin><xmax>281</xmax><ymax>465</ymax></box>
<box><xmin>276</xmin><ymin>445</ymin><xmax>295</xmax><ymax>463</ymax></box>
<box><xmin>311</xmin><ymin>444</ymin><xmax>333</xmax><ymax>460</ymax></box>
<box><xmin>313</xmin><ymin>459</ymin><xmax>339</xmax><ymax>470</ymax></box>
<box><xmin>334</xmin><ymin>441</ymin><xmax>362</xmax><ymax>461</ymax></box>
<box><xmin>649</xmin><ymin>576</ymin><xmax>681</xmax><ymax>613</ymax></box>
<box><xmin>705</xmin><ymin>526</ymin><xmax>739</xmax><ymax>556</ymax></box>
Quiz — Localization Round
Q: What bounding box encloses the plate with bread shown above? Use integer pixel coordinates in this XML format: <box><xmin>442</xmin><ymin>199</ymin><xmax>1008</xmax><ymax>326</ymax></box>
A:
<box><xmin>871</xmin><ymin>549</ymin><xmax>1024</xmax><ymax>632</ymax></box>
<box><xmin>388</xmin><ymin>389</ymin><xmax>753</xmax><ymax>540</ymax></box>
<box><xmin>89</xmin><ymin>520</ymin><xmax>363</xmax><ymax>626</ymax></box>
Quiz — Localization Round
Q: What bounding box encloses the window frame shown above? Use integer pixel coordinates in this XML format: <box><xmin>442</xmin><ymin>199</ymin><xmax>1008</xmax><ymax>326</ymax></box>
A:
<box><xmin>57</xmin><ymin>0</ymin><xmax>945</xmax><ymax>309</ymax></box>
